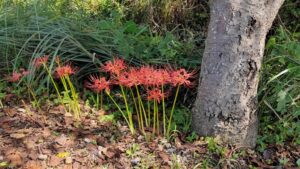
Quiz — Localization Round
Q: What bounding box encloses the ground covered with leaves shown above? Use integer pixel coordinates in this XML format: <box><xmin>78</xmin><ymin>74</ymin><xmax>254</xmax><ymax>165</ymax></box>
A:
<box><xmin>0</xmin><ymin>101</ymin><xmax>299</xmax><ymax>169</ymax></box>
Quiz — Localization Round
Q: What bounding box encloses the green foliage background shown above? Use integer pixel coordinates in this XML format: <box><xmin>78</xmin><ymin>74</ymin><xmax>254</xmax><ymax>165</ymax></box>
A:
<box><xmin>257</xmin><ymin>0</ymin><xmax>300</xmax><ymax>148</ymax></box>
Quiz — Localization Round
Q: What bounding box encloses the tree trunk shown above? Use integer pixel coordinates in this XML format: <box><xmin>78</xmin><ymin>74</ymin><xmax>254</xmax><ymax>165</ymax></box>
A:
<box><xmin>192</xmin><ymin>0</ymin><xmax>284</xmax><ymax>148</ymax></box>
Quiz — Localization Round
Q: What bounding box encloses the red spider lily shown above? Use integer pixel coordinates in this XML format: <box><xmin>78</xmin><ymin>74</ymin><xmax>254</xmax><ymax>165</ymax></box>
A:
<box><xmin>19</xmin><ymin>68</ymin><xmax>30</xmax><ymax>76</ymax></box>
<box><xmin>147</xmin><ymin>88</ymin><xmax>165</xmax><ymax>103</ymax></box>
<box><xmin>152</xmin><ymin>69</ymin><xmax>172</xmax><ymax>86</ymax></box>
<box><xmin>127</xmin><ymin>68</ymin><xmax>141</xmax><ymax>85</ymax></box>
<box><xmin>6</xmin><ymin>72</ymin><xmax>23</xmax><ymax>82</ymax></box>
<box><xmin>34</xmin><ymin>55</ymin><xmax>49</xmax><ymax>68</ymax></box>
<box><xmin>138</xmin><ymin>66</ymin><xmax>172</xmax><ymax>86</ymax></box>
<box><xmin>117</xmin><ymin>68</ymin><xmax>141</xmax><ymax>87</ymax></box>
<box><xmin>171</xmin><ymin>68</ymin><xmax>196</xmax><ymax>87</ymax></box>
<box><xmin>160</xmin><ymin>69</ymin><xmax>172</xmax><ymax>84</ymax></box>
<box><xmin>138</xmin><ymin>66</ymin><xmax>157</xmax><ymax>86</ymax></box>
<box><xmin>6</xmin><ymin>68</ymin><xmax>30</xmax><ymax>82</ymax></box>
<box><xmin>55</xmin><ymin>63</ymin><xmax>76</xmax><ymax>78</ymax></box>
<box><xmin>102</xmin><ymin>58</ymin><xmax>126</xmax><ymax>76</ymax></box>
<box><xmin>117</xmin><ymin>72</ymin><xmax>130</xmax><ymax>87</ymax></box>
<box><xmin>85</xmin><ymin>75</ymin><xmax>110</xmax><ymax>93</ymax></box>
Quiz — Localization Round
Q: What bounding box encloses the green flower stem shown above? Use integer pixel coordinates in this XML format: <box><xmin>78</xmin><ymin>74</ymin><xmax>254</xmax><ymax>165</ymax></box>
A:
<box><xmin>119</xmin><ymin>85</ymin><xmax>134</xmax><ymax>134</ymax></box>
<box><xmin>66</xmin><ymin>76</ymin><xmax>76</xmax><ymax>97</ymax></box>
<box><xmin>138</xmin><ymin>96</ymin><xmax>145</xmax><ymax>133</ymax></box>
<box><xmin>61</xmin><ymin>76</ymin><xmax>73</xmax><ymax>116</ymax></box>
<box><xmin>106</xmin><ymin>91</ymin><xmax>133</xmax><ymax>133</ymax></box>
<box><xmin>152</xmin><ymin>100</ymin><xmax>156</xmax><ymax>135</ymax></box>
<box><xmin>129</xmin><ymin>88</ymin><xmax>144</xmax><ymax>131</ymax></box>
<box><xmin>43</xmin><ymin>64</ymin><xmax>61</xmax><ymax>99</ymax></box>
<box><xmin>136</xmin><ymin>106</ymin><xmax>141</xmax><ymax>130</ymax></box>
<box><xmin>147</xmin><ymin>100</ymin><xmax>151</xmax><ymax>128</ymax></box>
<box><xmin>65</xmin><ymin>75</ymin><xmax>80</xmax><ymax>120</ymax></box>
<box><xmin>120</xmin><ymin>85</ymin><xmax>130</xmax><ymax>115</ymax></box>
<box><xmin>66</xmin><ymin>76</ymin><xmax>78</xmax><ymax>102</ymax></box>
<box><xmin>24</xmin><ymin>82</ymin><xmax>40</xmax><ymax>110</ymax></box>
<box><xmin>161</xmin><ymin>85</ymin><xmax>166</xmax><ymax>136</ymax></box>
<box><xmin>60</xmin><ymin>76</ymin><xmax>70</xmax><ymax>98</ymax></box>
<box><xmin>155</xmin><ymin>100</ymin><xmax>159</xmax><ymax>135</ymax></box>
<box><xmin>100</xmin><ymin>91</ymin><xmax>103</xmax><ymax>110</ymax></box>
<box><xmin>167</xmin><ymin>85</ymin><xmax>180</xmax><ymax>139</ymax></box>
<box><xmin>130</xmin><ymin>88</ymin><xmax>141</xmax><ymax>130</ymax></box>
<box><xmin>96</xmin><ymin>93</ymin><xmax>99</xmax><ymax>110</ymax></box>
<box><xmin>135</xmin><ymin>85</ymin><xmax>148</xmax><ymax>127</ymax></box>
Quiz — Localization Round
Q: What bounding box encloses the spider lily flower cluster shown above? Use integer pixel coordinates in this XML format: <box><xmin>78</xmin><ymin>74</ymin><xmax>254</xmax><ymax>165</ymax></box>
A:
<box><xmin>6</xmin><ymin>55</ymin><xmax>81</xmax><ymax>121</ymax></box>
<box><xmin>5</xmin><ymin>68</ymin><xmax>38</xmax><ymax>107</ymax></box>
<box><xmin>34</xmin><ymin>55</ymin><xmax>81</xmax><ymax>121</ymax></box>
<box><xmin>5</xmin><ymin>56</ymin><xmax>195</xmax><ymax>139</ymax></box>
<box><xmin>85</xmin><ymin>58</ymin><xmax>196</xmax><ymax>138</ymax></box>
<box><xmin>6</xmin><ymin>68</ymin><xmax>29</xmax><ymax>82</ymax></box>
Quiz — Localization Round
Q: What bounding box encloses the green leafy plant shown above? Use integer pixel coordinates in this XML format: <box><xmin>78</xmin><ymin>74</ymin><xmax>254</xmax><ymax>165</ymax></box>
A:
<box><xmin>206</xmin><ymin>137</ymin><xmax>225</xmax><ymax>157</ymax></box>
<box><xmin>279</xmin><ymin>157</ymin><xmax>289</xmax><ymax>166</ymax></box>
<box><xmin>170</xmin><ymin>154</ymin><xmax>183</xmax><ymax>169</ymax></box>
<box><xmin>172</xmin><ymin>106</ymin><xmax>192</xmax><ymax>133</ymax></box>
<box><xmin>186</xmin><ymin>131</ymin><xmax>198</xmax><ymax>142</ymax></box>
<box><xmin>258</xmin><ymin>26</ymin><xmax>300</xmax><ymax>147</ymax></box>
<box><xmin>0</xmin><ymin>81</ymin><xmax>6</xmax><ymax>108</ymax></box>
<box><xmin>296</xmin><ymin>158</ymin><xmax>300</xmax><ymax>167</ymax></box>
<box><xmin>126</xmin><ymin>143</ymin><xmax>140</xmax><ymax>158</ymax></box>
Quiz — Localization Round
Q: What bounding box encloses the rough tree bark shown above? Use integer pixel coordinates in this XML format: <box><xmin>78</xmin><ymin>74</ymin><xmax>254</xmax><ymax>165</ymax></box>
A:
<box><xmin>192</xmin><ymin>0</ymin><xmax>285</xmax><ymax>148</ymax></box>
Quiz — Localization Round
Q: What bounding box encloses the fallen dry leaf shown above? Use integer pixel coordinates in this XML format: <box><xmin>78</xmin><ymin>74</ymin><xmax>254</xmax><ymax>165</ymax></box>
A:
<box><xmin>4</xmin><ymin>149</ymin><xmax>15</xmax><ymax>156</ymax></box>
<box><xmin>65</xmin><ymin>156</ymin><xmax>72</xmax><ymax>164</ymax></box>
<box><xmin>38</xmin><ymin>154</ymin><xmax>48</xmax><ymax>160</ymax></box>
<box><xmin>96</xmin><ymin>136</ymin><xmax>106</xmax><ymax>146</ymax></box>
<box><xmin>42</xmin><ymin>128</ymin><xmax>51</xmax><ymax>138</ymax></box>
<box><xmin>48</xmin><ymin>155</ymin><xmax>62</xmax><ymax>167</ymax></box>
<box><xmin>159</xmin><ymin>151</ymin><xmax>170</xmax><ymax>163</ymax></box>
<box><xmin>63</xmin><ymin>164</ymin><xmax>73</xmax><ymax>169</ymax></box>
<box><xmin>104</xmin><ymin>150</ymin><xmax>115</xmax><ymax>158</ymax></box>
<box><xmin>17</xmin><ymin>128</ymin><xmax>32</xmax><ymax>134</ymax></box>
<box><xmin>98</xmin><ymin>109</ymin><xmax>106</xmax><ymax>116</ymax></box>
<box><xmin>64</xmin><ymin>113</ymin><xmax>73</xmax><ymax>126</ymax></box>
<box><xmin>108</xmin><ymin>163</ymin><xmax>114</xmax><ymax>169</ymax></box>
<box><xmin>17</xmin><ymin>108</ymin><xmax>26</xmax><ymax>113</ymax></box>
<box><xmin>3</xmin><ymin>108</ymin><xmax>16</xmax><ymax>117</ymax></box>
<box><xmin>104</xmin><ymin>147</ymin><xmax>121</xmax><ymax>158</ymax></box>
<box><xmin>24</xmin><ymin>160</ymin><xmax>42</xmax><ymax>169</ymax></box>
<box><xmin>55</xmin><ymin>134</ymin><xmax>67</xmax><ymax>146</ymax></box>
<box><xmin>49</xmin><ymin>105</ymin><xmax>65</xmax><ymax>115</ymax></box>
<box><xmin>6</xmin><ymin>152</ymin><xmax>23</xmax><ymax>166</ymax></box>
<box><xmin>28</xmin><ymin>151</ymin><xmax>38</xmax><ymax>160</ymax></box>
<box><xmin>72</xmin><ymin>161</ymin><xmax>81</xmax><ymax>169</ymax></box>
<box><xmin>10</xmin><ymin>133</ymin><xmax>26</xmax><ymax>139</ymax></box>
<box><xmin>24</xmin><ymin>139</ymin><xmax>36</xmax><ymax>150</ymax></box>
<box><xmin>175</xmin><ymin>137</ymin><xmax>182</xmax><ymax>149</ymax></box>
<box><xmin>4</xmin><ymin>93</ymin><xmax>14</xmax><ymax>102</ymax></box>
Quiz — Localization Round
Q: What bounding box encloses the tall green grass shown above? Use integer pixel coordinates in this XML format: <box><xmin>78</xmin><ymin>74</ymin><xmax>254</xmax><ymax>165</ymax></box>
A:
<box><xmin>258</xmin><ymin>27</ymin><xmax>300</xmax><ymax>149</ymax></box>
<box><xmin>0</xmin><ymin>0</ymin><xmax>200</xmax><ymax>77</ymax></box>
